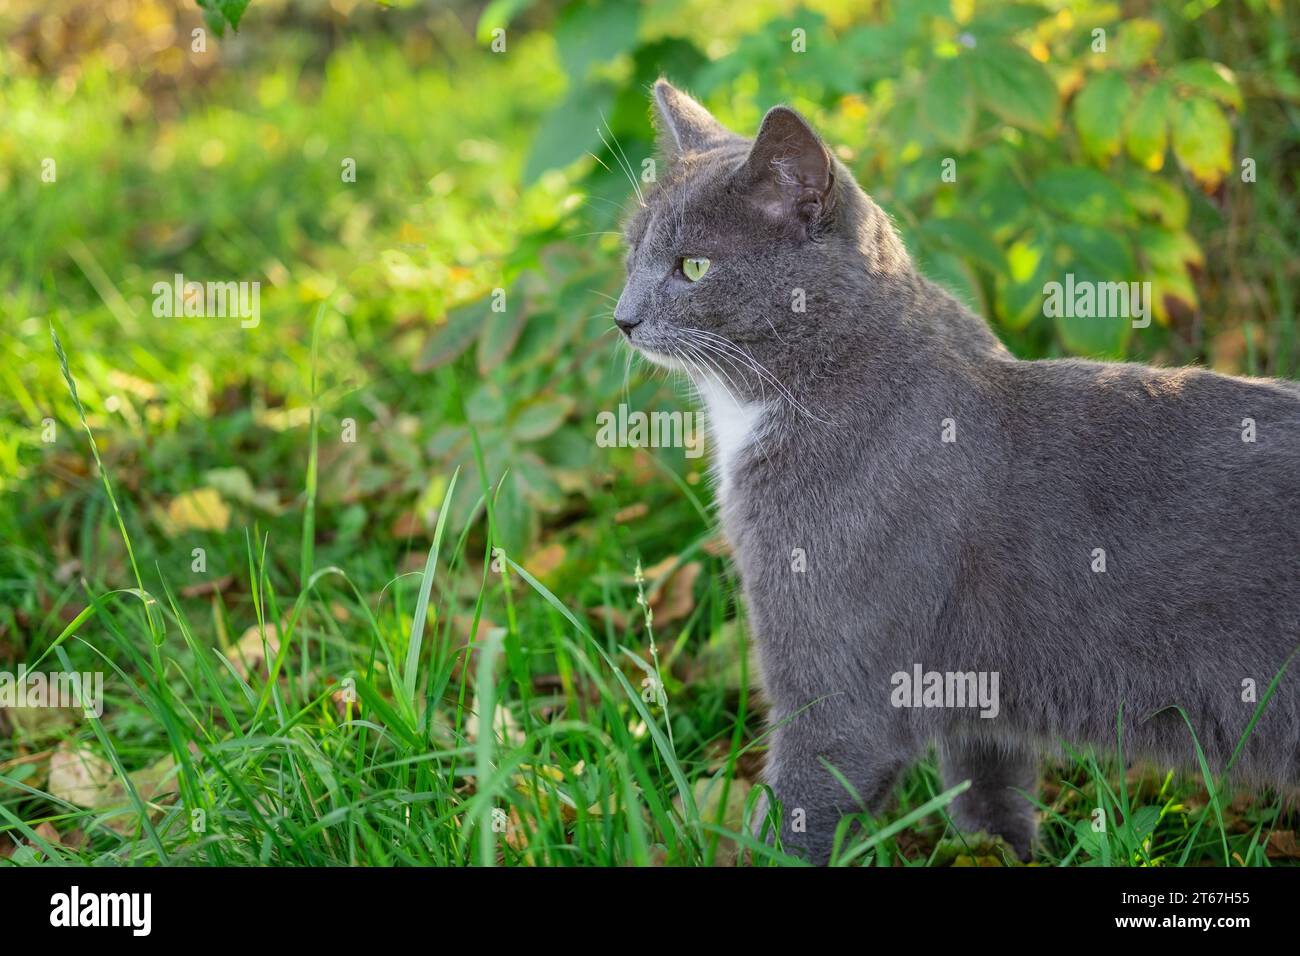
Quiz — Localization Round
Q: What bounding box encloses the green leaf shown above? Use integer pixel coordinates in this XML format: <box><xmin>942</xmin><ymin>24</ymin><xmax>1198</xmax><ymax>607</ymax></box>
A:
<box><xmin>196</xmin><ymin>0</ymin><xmax>249</xmax><ymax>35</ymax></box>
<box><xmin>523</xmin><ymin>82</ymin><xmax>615</xmax><ymax>183</ymax></box>
<box><xmin>1049</xmin><ymin>235</ymin><xmax>1139</xmax><ymax>357</ymax></box>
<box><xmin>841</xmin><ymin>22</ymin><xmax>909</xmax><ymax>78</ymax></box>
<box><xmin>478</xmin><ymin>307</ymin><xmax>528</xmax><ymax>375</ymax></box>
<box><xmin>1053</xmin><ymin>301</ymin><xmax>1131</xmax><ymax>358</ymax></box>
<box><xmin>995</xmin><ymin>231</ymin><xmax>1053</xmax><ymax>330</ymax></box>
<box><xmin>1136</xmin><ymin>225</ymin><xmax>1203</xmax><ymax>274</ymax></box>
<box><xmin>1148</xmin><ymin>266</ymin><xmax>1198</xmax><ymax>325</ymax></box>
<box><xmin>1112</xmin><ymin>18</ymin><xmax>1162</xmax><ymax>69</ymax></box>
<box><xmin>963</xmin><ymin>3</ymin><xmax>1051</xmax><ymax>39</ymax></box>
<box><xmin>476</xmin><ymin>0</ymin><xmax>535</xmax><ymax>44</ymax></box>
<box><xmin>969</xmin><ymin>42</ymin><xmax>1060</xmax><ymax>134</ymax></box>
<box><xmin>512</xmin><ymin>395</ymin><xmax>576</xmax><ymax>442</ymax></box>
<box><xmin>513</xmin><ymin>451</ymin><xmax>566</xmax><ymax>511</ymax></box>
<box><xmin>1124</xmin><ymin>80</ymin><xmax>1170</xmax><ymax>171</ymax></box>
<box><xmin>630</xmin><ymin>38</ymin><xmax>708</xmax><ymax>93</ymax></box>
<box><xmin>1074</xmin><ymin>818</ymin><xmax>1104</xmax><ymax>856</ymax></box>
<box><xmin>1167</xmin><ymin>60</ymin><xmax>1242</xmax><ymax>111</ymax></box>
<box><xmin>919</xmin><ymin>217</ymin><xmax>1005</xmax><ymax>273</ymax></box>
<box><xmin>414</xmin><ymin>298</ymin><xmax>490</xmax><ymax>373</ymax></box>
<box><xmin>1170</xmin><ymin>96</ymin><xmax>1232</xmax><ymax>189</ymax></box>
<box><xmin>881</xmin><ymin>90</ymin><xmax>925</xmax><ymax>159</ymax></box>
<box><xmin>919</xmin><ymin>57</ymin><xmax>976</xmax><ymax>151</ymax></box>
<box><xmin>554</xmin><ymin>0</ymin><xmax>639</xmax><ymax>85</ymax></box>
<box><xmin>1074</xmin><ymin>71</ymin><xmax>1131</xmax><ymax>165</ymax></box>
<box><xmin>509</xmin><ymin>307</ymin><xmax>568</xmax><ymax>370</ymax></box>
<box><xmin>1115</xmin><ymin>168</ymin><xmax>1187</xmax><ymax>228</ymax></box>
<box><xmin>1035</xmin><ymin>166</ymin><xmax>1132</xmax><ymax>226</ymax></box>
<box><xmin>479</xmin><ymin>276</ymin><xmax>540</xmax><ymax>374</ymax></box>
<box><xmin>465</xmin><ymin>383</ymin><xmax>508</xmax><ymax>425</ymax></box>
<box><xmin>1128</xmin><ymin>806</ymin><xmax>1162</xmax><ymax>844</ymax></box>
<box><xmin>972</xmin><ymin>169</ymin><xmax>1034</xmax><ymax>241</ymax></box>
<box><xmin>1056</xmin><ymin>224</ymin><xmax>1135</xmax><ymax>279</ymax></box>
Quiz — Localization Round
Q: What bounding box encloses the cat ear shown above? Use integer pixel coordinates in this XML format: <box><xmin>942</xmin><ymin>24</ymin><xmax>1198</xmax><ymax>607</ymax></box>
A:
<box><xmin>740</xmin><ymin>106</ymin><xmax>834</xmax><ymax>227</ymax></box>
<box><xmin>652</xmin><ymin>79</ymin><xmax>735</xmax><ymax>158</ymax></box>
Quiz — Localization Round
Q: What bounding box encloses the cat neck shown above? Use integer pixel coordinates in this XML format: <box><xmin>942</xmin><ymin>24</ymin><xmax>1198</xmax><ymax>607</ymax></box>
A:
<box><xmin>681</xmin><ymin>263</ymin><xmax>1009</xmax><ymax>468</ymax></box>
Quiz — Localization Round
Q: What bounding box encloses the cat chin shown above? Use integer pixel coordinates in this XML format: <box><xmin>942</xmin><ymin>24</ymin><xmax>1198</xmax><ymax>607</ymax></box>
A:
<box><xmin>636</xmin><ymin>347</ymin><xmax>687</xmax><ymax>373</ymax></box>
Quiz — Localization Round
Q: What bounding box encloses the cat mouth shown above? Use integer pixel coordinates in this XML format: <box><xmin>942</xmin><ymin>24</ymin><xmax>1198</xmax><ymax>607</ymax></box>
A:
<box><xmin>626</xmin><ymin>339</ymin><xmax>686</xmax><ymax>372</ymax></box>
<box><xmin>619</xmin><ymin>328</ymin><xmax>689</xmax><ymax>372</ymax></box>
<box><xmin>638</xmin><ymin>349</ymin><xmax>687</xmax><ymax>372</ymax></box>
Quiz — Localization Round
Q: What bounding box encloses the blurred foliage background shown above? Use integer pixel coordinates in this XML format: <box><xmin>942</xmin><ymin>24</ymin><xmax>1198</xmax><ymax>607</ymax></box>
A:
<box><xmin>2</xmin><ymin>0</ymin><xmax>1299</xmax><ymax>867</ymax></box>
<box><xmin>2</xmin><ymin>0</ymin><xmax>1298</xmax><ymax>676</ymax></box>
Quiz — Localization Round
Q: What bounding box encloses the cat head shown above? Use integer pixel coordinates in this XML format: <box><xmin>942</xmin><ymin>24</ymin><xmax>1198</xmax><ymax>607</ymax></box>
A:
<box><xmin>613</xmin><ymin>79</ymin><xmax>910</xmax><ymax>377</ymax></box>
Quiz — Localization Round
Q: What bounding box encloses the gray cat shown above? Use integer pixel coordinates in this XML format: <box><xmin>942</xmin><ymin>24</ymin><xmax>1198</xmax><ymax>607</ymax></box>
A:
<box><xmin>614</xmin><ymin>80</ymin><xmax>1300</xmax><ymax>863</ymax></box>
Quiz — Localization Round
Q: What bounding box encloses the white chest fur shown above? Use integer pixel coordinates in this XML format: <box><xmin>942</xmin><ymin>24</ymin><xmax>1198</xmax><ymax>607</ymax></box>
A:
<box><xmin>694</xmin><ymin>374</ymin><xmax>769</xmax><ymax>499</ymax></box>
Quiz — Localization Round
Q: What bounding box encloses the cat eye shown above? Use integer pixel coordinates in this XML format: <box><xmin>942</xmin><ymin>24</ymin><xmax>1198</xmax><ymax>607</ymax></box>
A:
<box><xmin>680</xmin><ymin>257</ymin><xmax>710</xmax><ymax>281</ymax></box>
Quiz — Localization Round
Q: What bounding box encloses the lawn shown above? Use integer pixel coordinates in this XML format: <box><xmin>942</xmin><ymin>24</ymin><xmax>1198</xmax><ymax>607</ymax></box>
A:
<box><xmin>1</xmin><ymin>0</ymin><xmax>1298</xmax><ymax>866</ymax></box>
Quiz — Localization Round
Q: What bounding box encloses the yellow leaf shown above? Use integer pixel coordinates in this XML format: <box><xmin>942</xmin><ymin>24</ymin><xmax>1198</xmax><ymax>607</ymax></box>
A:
<box><xmin>47</xmin><ymin>741</ymin><xmax>124</xmax><ymax>809</ymax></box>
<box><xmin>231</xmin><ymin>623</ymin><xmax>280</xmax><ymax>679</ymax></box>
<box><xmin>651</xmin><ymin>561</ymin><xmax>701</xmax><ymax>627</ymax></box>
<box><xmin>166</xmin><ymin>487</ymin><xmax>230</xmax><ymax>532</ymax></box>
<box><xmin>1171</xmin><ymin>96</ymin><xmax>1232</xmax><ymax>190</ymax></box>
<box><xmin>523</xmin><ymin>543</ymin><xmax>566</xmax><ymax>581</ymax></box>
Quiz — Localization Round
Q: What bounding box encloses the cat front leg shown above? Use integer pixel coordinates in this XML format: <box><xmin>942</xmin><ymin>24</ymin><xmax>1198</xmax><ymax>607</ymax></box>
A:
<box><xmin>939</xmin><ymin>734</ymin><xmax>1039</xmax><ymax>860</ymax></box>
<box><xmin>759</xmin><ymin>706</ymin><xmax>912</xmax><ymax>864</ymax></box>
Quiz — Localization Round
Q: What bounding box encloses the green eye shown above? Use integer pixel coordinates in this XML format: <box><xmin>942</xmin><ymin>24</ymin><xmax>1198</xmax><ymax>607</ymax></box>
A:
<box><xmin>681</xmin><ymin>257</ymin><xmax>710</xmax><ymax>281</ymax></box>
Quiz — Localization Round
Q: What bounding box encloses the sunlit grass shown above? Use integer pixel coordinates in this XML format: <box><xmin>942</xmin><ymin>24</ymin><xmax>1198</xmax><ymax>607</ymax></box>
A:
<box><xmin>0</xmin><ymin>327</ymin><xmax>1291</xmax><ymax>867</ymax></box>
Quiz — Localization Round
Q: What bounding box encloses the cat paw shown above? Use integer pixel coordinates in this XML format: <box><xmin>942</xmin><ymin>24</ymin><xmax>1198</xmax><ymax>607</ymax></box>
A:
<box><xmin>933</xmin><ymin>830</ymin><xmax>1031</xmax><ymax>866</ymax></box>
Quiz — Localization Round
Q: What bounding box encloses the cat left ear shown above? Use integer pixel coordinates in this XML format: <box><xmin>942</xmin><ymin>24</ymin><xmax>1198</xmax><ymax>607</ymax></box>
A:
<box><xmin>740</xmin><ymin>106</ymin><xmax>834</xmax><ymax>228</ymax></box>
<box><xmin>652</xmin><ymin>79</ymin><xmax>736</xmax><ymax>159</ymax></box>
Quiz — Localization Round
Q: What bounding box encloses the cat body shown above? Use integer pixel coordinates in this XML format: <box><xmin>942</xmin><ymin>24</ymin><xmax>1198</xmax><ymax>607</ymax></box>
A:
<box><xmin>615</xmin><ymin>80</ymin><xmax>1300</xmax><ymax>862</ymax></box>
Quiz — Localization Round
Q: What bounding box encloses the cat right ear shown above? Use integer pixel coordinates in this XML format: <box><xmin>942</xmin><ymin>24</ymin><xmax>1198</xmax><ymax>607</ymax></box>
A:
<box><xmin>652</xmin><ymin>79</ymin><xmax>735</xmax><ymax>159</ymax></box>
<box><xmin>739</xmin><ymin>106</ymin><xmax>834</xmax><ymax>230</ymax></box>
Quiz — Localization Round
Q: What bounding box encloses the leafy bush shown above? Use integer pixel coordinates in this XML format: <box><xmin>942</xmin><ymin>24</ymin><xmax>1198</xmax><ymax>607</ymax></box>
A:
<box><xmin>398</xmin><ymin>0</ymin><xmax>1300</xmax><ymax>554</ymax></box>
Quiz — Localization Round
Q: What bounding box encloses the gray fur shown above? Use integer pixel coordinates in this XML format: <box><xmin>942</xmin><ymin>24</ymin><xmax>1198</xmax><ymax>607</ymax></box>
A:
<box><xmin>614</xmin><ymin>80</ymin><xmax>1300</xmax><ymax>863</ymax></box>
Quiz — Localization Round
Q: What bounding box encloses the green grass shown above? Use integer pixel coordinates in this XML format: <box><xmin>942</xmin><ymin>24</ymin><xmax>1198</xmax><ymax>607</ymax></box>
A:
<box><xmin>3</xmin><ymin>325</ymin><xmax>1293</xmax><ymax>867</ymax></box>
<box><xmin>2</xmin><ymin>2</ymin><xmax>1297</xmax><ymax>867</ymax></box>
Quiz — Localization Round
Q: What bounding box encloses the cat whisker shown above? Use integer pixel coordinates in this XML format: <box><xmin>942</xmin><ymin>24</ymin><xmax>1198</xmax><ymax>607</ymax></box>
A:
<box><xmin>682</xmin><ymin>334</ymin><xmax>773</xmax><ymax>409</ymax></box>
<box><xmin>622</xmin><ymin>341</ymin><xmax>634</xmax><ymax>407</ymax></box>
<box><xmin>694</xmin><ymin>341</ymin><xmax>755</xmax><ymax>411</ymax></box>
<box><xmin>682</xmin><ymin>329</ymin><xmax>788</xmax><ymax>412</ymax></box>
<box><xmin>685</xmin><ymin>338</ymin><xmax>790</xmax><ymax>460</ymax></box>
<box><xmin>579</xmin><ymin>194</ymin><xmax>634</xmax><ymax>214</ymax></box>
<box><xmin>669</xmin><ymin>347</ymin><xmax>731</xmax><ymax>497</ymax></box>
<box><xmin>682</xmin><ymin>327</ymin><xmax>839</xmax><ymax>426</ymax></box>
<box><xmin>677</xmin><ymin>340</ymin><xmax>777</xmax><ymax>474</ymax></box>
<box><xmin>608</xmin><ymin>331</ymin><xmax>628</xmax><ymax>380</ymax></box>
<box><xmin>667</xmin><ymin>344</ymin><xmax>699</xmax><ymax>398</ymax></box>
<box><xmin>762</xmin><ymin>313</ymin><xmax>791</xmax><ymax>347</ymax></box>
<box><xmin>597</xmin><ymin>115</ymin><xmax>645</xmax><ymax>208</ymax></box>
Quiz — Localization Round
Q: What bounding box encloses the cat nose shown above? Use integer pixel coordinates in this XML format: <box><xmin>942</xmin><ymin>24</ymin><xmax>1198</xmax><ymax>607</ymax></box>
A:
<box><xmin>613</xmin><ymin>288</ymin><xmax>642</xmax><ymax>335</ymax></box>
